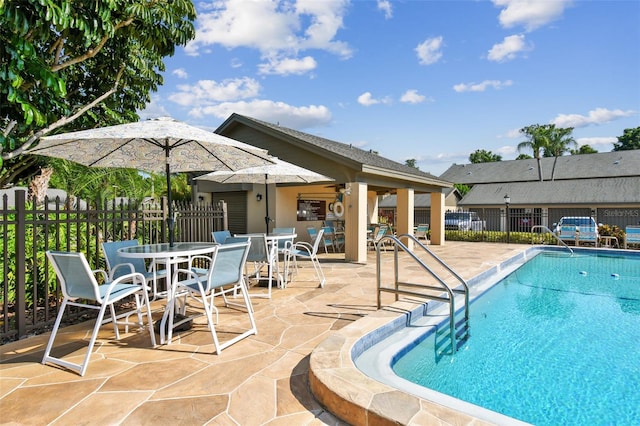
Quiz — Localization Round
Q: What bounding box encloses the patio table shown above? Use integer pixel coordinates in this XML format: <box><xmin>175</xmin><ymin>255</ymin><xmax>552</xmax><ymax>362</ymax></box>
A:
<box><xmin>118</xmin><ymin>242</ymin><xmax>217</xmax><ymax>344</ymax></box>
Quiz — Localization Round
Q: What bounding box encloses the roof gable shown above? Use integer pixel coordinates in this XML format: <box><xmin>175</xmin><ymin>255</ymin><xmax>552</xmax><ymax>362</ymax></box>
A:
<box><xmin>216</xmin><ymin>113</ymin><xmax>451</xmax><ymax>191</ymax></box>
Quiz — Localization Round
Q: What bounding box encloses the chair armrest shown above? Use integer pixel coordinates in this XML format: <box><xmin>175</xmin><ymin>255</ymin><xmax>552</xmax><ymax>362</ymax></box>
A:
<box><xmin>108</xmin><ymin>262</ymin><xmax>136</xmax><ymax>280</ymax></box>
<box><xmin>93</xmin><ymin>268</ymin><xmax>109</xmax><ymax>282</ymax></box>
<box><xmin>102</xmin><ymin>272</ymin><xmax>147</xmax><ymax>303</ymax></box>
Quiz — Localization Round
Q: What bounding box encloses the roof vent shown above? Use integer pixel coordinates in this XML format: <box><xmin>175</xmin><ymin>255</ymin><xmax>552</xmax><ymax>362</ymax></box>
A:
<box><xmin>613</xmin><ymin>158</ymin><xmax>622</xmax><ymax>165</ymax></box>
<box><xmin>466</xmin><ymin>171</ymin><xmax>472</xmax><ymax>175</ymax></box>
<box><xmin>528</xmin><ymin>166</ymin><xmax>534</xmax><ymax>170</ymax></box>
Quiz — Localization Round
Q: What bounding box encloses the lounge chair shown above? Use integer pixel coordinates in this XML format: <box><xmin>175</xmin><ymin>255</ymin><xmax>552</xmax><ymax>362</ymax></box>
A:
<box><xmin>625</xmin><ymin>225</ymin><xmax>640</xmax><ymax>249</ymax></box>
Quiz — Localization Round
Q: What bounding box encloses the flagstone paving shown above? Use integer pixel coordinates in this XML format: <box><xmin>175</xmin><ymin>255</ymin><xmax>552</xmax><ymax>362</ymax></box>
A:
<box><xmin>1</xmin><ymin>242</ymin><xmax>529</xmax><ymax>425</ymax></box>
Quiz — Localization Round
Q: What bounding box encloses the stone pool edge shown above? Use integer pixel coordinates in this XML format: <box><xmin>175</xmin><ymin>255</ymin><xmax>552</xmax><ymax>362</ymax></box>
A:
<box><xmin>308</xmin><ymin>247</ymin><xmax>543</xmax><ymax>426</ymax></box>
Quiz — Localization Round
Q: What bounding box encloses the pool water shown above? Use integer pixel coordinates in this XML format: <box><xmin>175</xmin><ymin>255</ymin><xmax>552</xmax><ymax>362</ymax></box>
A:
<box><xmin>391</xmin><ymin>251</ymin><xmax>640</xmax><ymax>425</ymax></box>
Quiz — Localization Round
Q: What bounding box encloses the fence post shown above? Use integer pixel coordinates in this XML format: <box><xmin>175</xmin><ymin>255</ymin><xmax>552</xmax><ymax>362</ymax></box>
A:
<box><xmin>15</xmin><ymin>190</ymin><xmax>27</xmax><ymax>338</ymax></box>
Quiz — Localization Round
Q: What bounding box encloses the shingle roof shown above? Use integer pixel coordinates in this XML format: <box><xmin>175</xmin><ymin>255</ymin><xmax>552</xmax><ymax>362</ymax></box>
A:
<box><xmin>222</xmin><ymin>113</ymin><xmax>447</xmax><ymax>183</ymax></box>
<box><xmin>378</xmin><ymin>188</ymin><xmax>459</xmax><ymax>208</ymax></box>
<box><xmin>439</xmin><ymin>150</ymin><xmax>640</xmax><ymax>184</ymax></box>
<box><xmin>459</xmin><ymin>177</ymin><xmax>640</xmax><ymax>206</ymax></box>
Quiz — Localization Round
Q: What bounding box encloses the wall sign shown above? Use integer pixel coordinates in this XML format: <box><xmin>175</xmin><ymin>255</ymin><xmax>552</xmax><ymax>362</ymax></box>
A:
<box><xmin>297</xmin><ymin>200</ymin><xmax>326</xmax><ymax>221</ymax></box>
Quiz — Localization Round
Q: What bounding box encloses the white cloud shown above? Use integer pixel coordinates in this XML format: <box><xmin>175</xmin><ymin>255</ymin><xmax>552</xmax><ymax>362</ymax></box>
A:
<box><xmin>487</xmin><ymin>34</ymin><xmax>531</xmax><ymax>62</ymax></box>
<box><xmin>185</xmin><ymin>0</ymin><xmax>352</xmax><ymax>60</ymax></box>
<box><xmin>258</xmin><ymin>56</ymin><xmax>317</xmax><ymax>75</ymax></box>
<box><xmin>453</xmin><ymin>80</ymin><xmax>513</xmax><ymax>93</ymax></box>
<box><xmin>189</xmin><ymin>99</ymin><xmax>332</xmax><ymax>129</ymax></box>
<box><xmin>495</xmin><ymin>145</ymin><xmax>518</xmax><ymax>157</ymax></box>
<box><xmin>137</xmin><ymin>95</ymin><xmax>172</xmax><ymax>120</ymax></box>
<box><xmin>551</xmin><ymin>108</ymin><xmax>636</xmax><ymax>128</ymax></box>
<box><xmin>415</xmin><ymin>36</ymin><xmax>444</xmax><ymax>65</ymax></box>
<box><xmin>400</xmin><ymin>89</ymin><xmax>427</xmax><ymax>104</ymax></box>
<box><xmin>493</xmin><ymin>0</ymin><xmax>572</xmax><ymax>32</ymax></box>
<box><xmin>172</xmin><ymin>68</ymin><xmax>188</xmax><ymax>79</ymax></box>
<box><xmin>168</xmin><ymin>78</ymin><xmax>261</xmax><ymax>106</ymax></box>
<box><xmin>576</xmin><ymin>136</ymin><xmax>617</xmax><ymax>149</ymax></box>
<box><xmin>357</xmin><ymin>92</ymin><xmax>391</xmax><ymax>106</ymax></box>
<box><xmin>377</xmin><ymin>0</ymin><xmax>393</xmax><ymax>19</ymax></box>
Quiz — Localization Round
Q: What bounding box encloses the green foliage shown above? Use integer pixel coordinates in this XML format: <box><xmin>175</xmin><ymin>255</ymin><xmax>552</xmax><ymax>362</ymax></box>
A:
<box><xmin>0</xmin><ymin>0</ymin><xmax>196</xmax><ymax>186</ymax></box>
<box><xmin>598</xmin><ymin>224</ymin><xmax>625</xmax><ymax>245</ymax></box>
<box><xmin>0</xmin><ymin>206</ymin><xmax>96</xmax><ymax>307</ymax></box>
<box><xmin>454</xmin><ymin>183</ymin><xmax>470</xmax><ymax>196</ymax></box>
<box><xmin>469</xmin><ymin>149</ymin><xmax>502</xmax><ymax>163</ymax></box>
<box><xmin>571</xmin><ymin>144</ymin><xmax>598</xmax><ymax>155</ymax></box>
<box><xmin>404</xmin><ymin>158</ymin><xmax>419</xmax><ymax>169</ymax></box>
<box><xmin>613</xmin><ymin>126</ymin><xmax>640</xmax><ymax>151</ymax></box>
<box><xmin>515</xmin><ymin>153</ymin><xmax>532</xmax><ymax>160</ymax></box>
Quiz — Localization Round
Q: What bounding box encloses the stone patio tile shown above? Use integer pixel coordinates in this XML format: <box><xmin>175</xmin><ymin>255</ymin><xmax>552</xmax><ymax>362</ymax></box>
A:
<box><xmin>121</xmin><ymin>394</ymin><xmax>229</xmax><ymax>425</ymax></box>
<box><xmin>228</xmin><ymin>374</ymin><xmax>276</xmax><ymax>425</ymax></box>
<box><xmin>102</xmin><ymin>357</ymin><xmax>209</xmax><ymax>392</ymax></box>
<box><xmin>50</xmin><ymin>390</ymin><xmax>153</xmax><ymax>425</ymax></box>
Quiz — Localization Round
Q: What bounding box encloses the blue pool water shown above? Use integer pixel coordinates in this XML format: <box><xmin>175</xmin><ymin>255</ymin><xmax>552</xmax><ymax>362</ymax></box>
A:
<box><xmin>390</xmin><ymin>251</ymin><xmax>640</xmax><ymax>425</ymax></box>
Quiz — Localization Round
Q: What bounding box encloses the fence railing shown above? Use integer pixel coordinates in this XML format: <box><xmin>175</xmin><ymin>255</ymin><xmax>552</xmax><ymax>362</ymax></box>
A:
<box><xmin>1</xmin><ymin>189</ymin><xmax>227</xmax><ymax>343</ymax></box>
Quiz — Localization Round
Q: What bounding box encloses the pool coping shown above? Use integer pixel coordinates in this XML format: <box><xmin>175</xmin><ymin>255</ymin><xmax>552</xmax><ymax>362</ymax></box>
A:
<box><xmin>308</xmin><ymin>246</ymin><xmax>579</xmax><ymax>425</ymax></box>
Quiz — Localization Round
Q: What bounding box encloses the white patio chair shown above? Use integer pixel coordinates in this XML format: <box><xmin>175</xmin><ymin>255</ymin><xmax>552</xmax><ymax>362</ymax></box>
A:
<box><xmin>289</xmin><ymin>228</ymin><xmax>326</xmax><ymax>288</ymax></box>
<box><xmin>238</xmin><ymin>233</ymin><xmax>278</xmax><ymax>298</ymax></box>
<box><xmin>211</xmin><ymin>230</ymin><xmax>232</xmax><ymax>244</ymax></box>
<box><xmin>102</xmin><ymin>239</ymin><xmax>167</xmax><ymax>300</ymax></box>
<box><xmin>42</xmin><ymin>251</ymin><xmax>155</xmax><ymax>376</ymax></box>
<box><xmin>170</xmin><ymin>241</ymin><xmax>257</xmax><ymax>353</ymax></box>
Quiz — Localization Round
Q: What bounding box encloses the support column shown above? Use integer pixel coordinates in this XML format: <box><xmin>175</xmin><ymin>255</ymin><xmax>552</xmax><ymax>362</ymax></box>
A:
<box><xmin>396</xmin><ymin>188</ymin><xmax>414</xmax><ymax>250</ymax></box>
<box><xmin>430</xmin><ymin>191</ymin><xmax>445</xmax><ymax>245</ymax></box>
<box><xmin>344</xmin><ymin>182</ymin><xmax>368</xmax><ymax>263</ymax></box>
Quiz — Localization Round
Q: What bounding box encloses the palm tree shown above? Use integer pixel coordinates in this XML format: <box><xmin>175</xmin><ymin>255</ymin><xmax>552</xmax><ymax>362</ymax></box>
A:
<box><xmin>517</xmin><ymin>124</ymin><xmax>550</xmax><ymax>181</ymax></box>
<box><xmin>543</xmin><ymin>126</ymin><xmax>576</xmax><ymax>180</ymax></box>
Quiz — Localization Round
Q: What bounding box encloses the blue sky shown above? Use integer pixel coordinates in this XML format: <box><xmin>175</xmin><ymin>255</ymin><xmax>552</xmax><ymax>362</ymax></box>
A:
<box><xmin>140</xmin><ymin>0</ymin><xmax>640</xmax><ymax>176</ymax></box>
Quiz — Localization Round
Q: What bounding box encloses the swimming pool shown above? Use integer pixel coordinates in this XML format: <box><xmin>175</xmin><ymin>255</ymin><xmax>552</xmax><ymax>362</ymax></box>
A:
<box><xmin>355</xmin><ymin>249</ymin><xmax>640</xmax><ymax>425</ymax></box>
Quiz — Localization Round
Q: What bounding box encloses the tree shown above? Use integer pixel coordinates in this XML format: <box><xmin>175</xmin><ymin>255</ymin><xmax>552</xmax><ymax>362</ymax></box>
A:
<box><xmin>515</xmin><ymin>153</ymin><xmax>533</xmax><ymax>160</ymax></box>
<box><xmin>571</xmin><ymin>145</ymin><xmax>598</xmax><ymax>155</ymax></box>
<box><xmin>0</xmin><ymin>0</ymin><xmax>196</xmax><ymax>188</ymax></box>
<box><xmin>542</xmin><ymin>126</ymin><xmax>576</xmax><ymax>180</ymax></box>
<box><xmin>454</xmin><ymin>183</ymin><xmax>470</xmax><ymax>196</ymax></box>
<box><xmin>404</xmin><ymin>158</ymin><xmax>419</xmax><ymax>169</ymax></box>
<box><xmin>469</xmin><ymin>149</ymin><xmax>502</xmax><ymax>163</ymax></box>
<box><xmin>613</xmin><ymin>127</ymin><xmax>640</xmax><ymax>151</ymax></box>
<box><xmin>517</xmin><ymin>124</ymin><xmax>575</xmax><ymax>181</ymax></box>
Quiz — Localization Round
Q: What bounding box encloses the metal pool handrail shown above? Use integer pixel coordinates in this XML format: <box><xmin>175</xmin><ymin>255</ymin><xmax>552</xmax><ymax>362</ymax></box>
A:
<box><xmin>531</xmin><ymin>225</ymin><xmax>574</xmax><ymax>255</ymax></box>
<box><xmin>375</xmin><ymin>234</ymin><xmax>470</xmax><ymax>354</ymax></box>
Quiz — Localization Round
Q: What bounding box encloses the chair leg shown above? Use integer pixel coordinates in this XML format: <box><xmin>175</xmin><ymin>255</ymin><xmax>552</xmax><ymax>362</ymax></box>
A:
<box><xmin>311</xmin><ymin>256</ymin><xmax>326</xmax><ymax>288</ymax></box>
<box><xmin>41</xmin><ymin>298</ymin><xmax>69</xmax><ymax>369</ymax></box>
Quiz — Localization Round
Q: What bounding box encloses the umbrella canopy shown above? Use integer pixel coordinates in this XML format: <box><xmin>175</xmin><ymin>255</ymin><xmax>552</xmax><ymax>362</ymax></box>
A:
<box><xmin>195</xmin><ymin>157</ymin><xmax>334</xmax><ymax>233</ymax></box>
<box><xmin>28</xmin><ymin>117</ymin><xmax>274</xmax><ymax>246</ymax></box>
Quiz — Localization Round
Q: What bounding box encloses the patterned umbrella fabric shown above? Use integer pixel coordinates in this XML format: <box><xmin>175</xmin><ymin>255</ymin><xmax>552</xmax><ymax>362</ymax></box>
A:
<box><xmin>28</xmin><ymin>117</ymin><xmax>275</xmax><ymax>245</ymax></box>
<box><xmin>195</xmin><ymin>157</ymin><xmax>333</xmax><ymax>233</ymax></box>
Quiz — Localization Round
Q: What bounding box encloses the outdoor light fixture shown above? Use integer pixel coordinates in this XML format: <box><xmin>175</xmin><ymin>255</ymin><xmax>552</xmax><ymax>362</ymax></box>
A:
<box><xmin>504</xmin><ymin>194</ymin><xmax>510</xmax><ymax>206</ymax></box>
<box><xmin>256</xmin><ymin>193</ymin><xmax>263</xmax><ymax>202</ymax></box>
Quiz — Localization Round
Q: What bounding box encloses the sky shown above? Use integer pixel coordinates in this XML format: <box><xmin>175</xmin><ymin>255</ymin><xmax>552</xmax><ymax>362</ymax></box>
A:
<box><xmin>140</xmin><ymin>0</ymin><xmax>640</xmax><ymax>176</ymax></box>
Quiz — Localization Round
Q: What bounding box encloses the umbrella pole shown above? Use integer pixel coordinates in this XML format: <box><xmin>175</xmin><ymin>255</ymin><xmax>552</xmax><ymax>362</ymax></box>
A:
<box><xmin>165</xmin><ymin>141</ymin><xmax>175</xmax><ymax>247</ymax></box>
<box><xmin>264</xmin><ymin>174</ymin><xmax>270</xmax><ymax>234</ymax></box>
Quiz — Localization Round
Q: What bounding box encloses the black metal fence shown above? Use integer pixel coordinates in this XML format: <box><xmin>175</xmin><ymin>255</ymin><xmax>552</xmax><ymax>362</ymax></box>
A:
<box><xmin>1</xmin><ymin>189</ymin><xmax>227</xmax><ymax>342</ymax></box>
<box><xmin>380</xmin><ymin>206</ymin><xmax>637</xmax><ymax>243</ymax></box>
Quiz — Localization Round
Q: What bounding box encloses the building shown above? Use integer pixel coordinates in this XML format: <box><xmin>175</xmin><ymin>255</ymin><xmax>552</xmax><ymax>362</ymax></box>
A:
<box><xmin>439</xmin><ymin>150</ymin><xmax>640</xmax><ymax>230</ymax></box>
<box><xmin>194</xmin><ymin>113</ymin><xmax>453</xmax><ymax>263</ymax></box>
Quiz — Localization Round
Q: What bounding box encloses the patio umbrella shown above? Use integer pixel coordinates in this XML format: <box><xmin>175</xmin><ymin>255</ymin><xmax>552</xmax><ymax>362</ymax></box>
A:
<box><xmin>27</xmin><ymin>117</ymin><xmax>274</xmax><ymax>246</ymax></box>
<box><xmin>195</xmin><ymin>157</ymin><xmax>333</xmax><ymax>233</ymax></box>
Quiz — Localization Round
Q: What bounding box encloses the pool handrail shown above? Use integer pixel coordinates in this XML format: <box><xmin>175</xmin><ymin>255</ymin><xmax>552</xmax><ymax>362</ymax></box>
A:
<box><xmin>531</xmin><ymin>225</ymin><xmax>574</xmax><ymax>255</ymax></box>
<box><xmin>375</xmin><ymin>233</ymin><xmax>470</xmax><ymax>354</ymax></box>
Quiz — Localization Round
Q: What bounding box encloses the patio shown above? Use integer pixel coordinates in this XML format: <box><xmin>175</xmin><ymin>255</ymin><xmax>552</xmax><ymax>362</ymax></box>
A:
<box><xmin>1</xmin><ymin>242</ymin><xmax>529</xmax><ymax>425</ymax></box>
